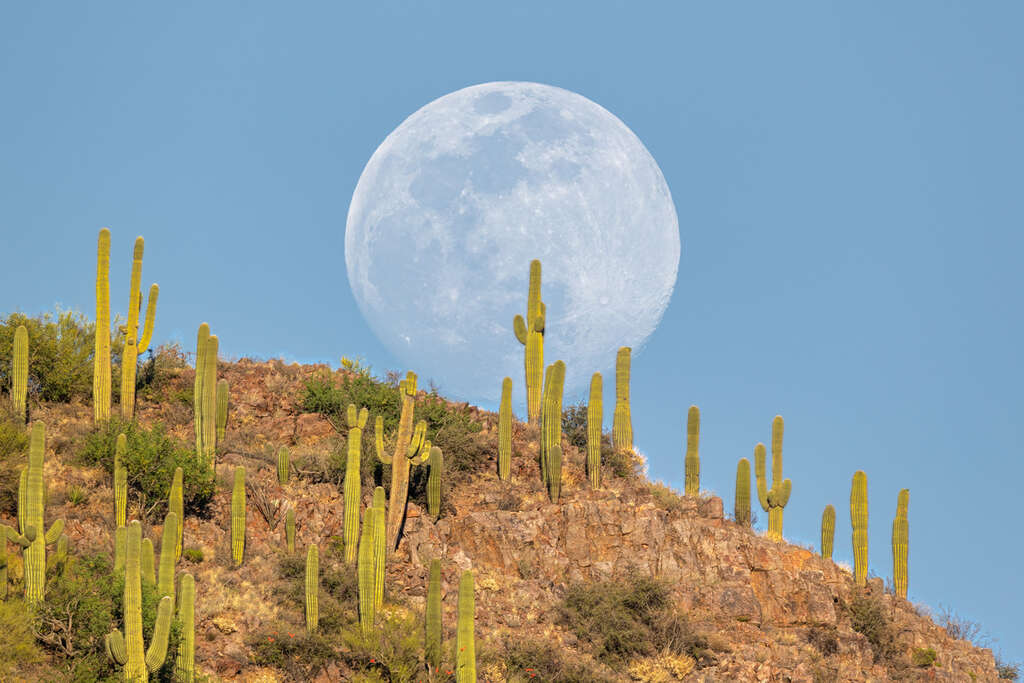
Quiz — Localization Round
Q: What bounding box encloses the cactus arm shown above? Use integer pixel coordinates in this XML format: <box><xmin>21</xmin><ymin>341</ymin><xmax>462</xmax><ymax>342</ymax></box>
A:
<box><xmin>357</xmin><ymin>407</ymin><xmax>368</xmax><ymax>429</ymax></box>
<box><xmin>374</xmin><ymin>415</ymin><xmax>392</xmax><ymax>464</ymax></box>
<box><xmin>137</xmin><ymin>283</ymin><xmax>159</xmax><ymax>355</ymax></box>
<box><xmin>4</xmin><ymin>524</ymin><xmax>31</xmax><ymax>548</ymax></box>
<box><xmin>106</xmin><ymin>630</ymin><xmax>128</xmax><ymax>666</ymax></box>
<box><xmin>18</xmin><ymin>468</ymin><xmax>26</xmax><ymax>534</ymax></box>
<box><xmin>144</xmin><ymin>595</ymin><xmax>174</xmax><ymax>673</ymax></box>
<box><xmin>513</xmin><ymin>314</ymin><xmax>528</xmax><ymax>345</ymax></box>
<box><xmin>753</xmin><ymin>443</ymin><xmax>769</xmax><ymax>511</ymax></box>
<box><xmin>44</xmin><ymin>519</ymin><xmax>65</xmax><ymax>544</ymax></box>
<box><xmin>12</xmin><ymin>325</ymin><xmax>28</xmax><ymax>422</ymax></box>
<box><xmin>407</xmin><ymin>420</ymin><xmax>427</xmax><ymax>459</ymax></box>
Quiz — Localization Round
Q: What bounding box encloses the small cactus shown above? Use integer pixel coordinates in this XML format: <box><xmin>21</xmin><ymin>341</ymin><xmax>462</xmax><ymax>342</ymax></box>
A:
<box><xmin>285</xmin><ymin>508</ymin><xmax>296</xmax><ymax>555</ymax></box>
<box><xmin>456</xmin><ymin>570</ymin><xmax>476</xmax><ymax>683</ymax></box>
<box><xmin>512</xmin><ymin>259</ymin><xmax>545</xmax><ymax>425</ymax></box>
<box><xmin>684</xmin><ymin>405</ymin><xmax>700</xmax><ymax>497</ymax></box>
<box><xmin>216</xmin><ymin>378</ymin><xmax>229</xmax><ymax>443</ymax></box>
<box><xmin>892</xmin><ymin>488</ymin><xmax>909</xmax><ymax>599</ymax></box>
<box><xmin>119</xmin><ymin>237</ymin><xmax>159</xmax><ymax>421</ymax></box>
<box><xmin>12</xmin><ymin>325</ymin><xmax>28</xmax><ymax>422</ymax></box>
<box><xmin>231</xmin><ymin>467</ymin><xmax>245</xmax><ymax>566</ymax></box>
<box><xmin>587</xmin><ymin>372</ymin><xmax>602</xmax><ymax>489</ymax></box>
<box><xmin>851</xmin><ymin>470</ymin><xmax>869</xmax><ymax>587</ymax></box>
<box><xmin>821</xmin><ymin>505</ymin><xmax>836</xmax><ymax>560</ymax></box>
<box><xmin>94</xmin><ymin>228</ymin><xmax>112</xmax><ymax>424</ymax></box>
<box><xmin>277</xmin><ymin>447</ymin><xmax>290</xmax><ymax>485</ymax></box>
<box><xmin>174</xmin><ymin>573</ymin><xmax>196</xmax><ymax>682</ymax></box>
<box><xmin>14</xmin><ymin>421</ymin><xmax>65</xmax><ymax>605</ymax></box>
<box><xmin>305</xmin><ymin>544</ymin><xmax>319</xmax><ymax>634</ymax></box>
<box><xmin>612</xmin><ymin>347</ymin><xmax>633</xmax><ymax>452</ymax></box>
<box><xmin>498</xmin><ymin>377</ymin><xmax>512</xmax><ymax>481</ymax></box>
<box><xmin>114</xmin><ymin>434</ymin><xmax>128</xmax><ymax>528</ymax></box>
<box><xmin>734</xmin><ymin>458</ymin><xmax>751</xmax><ymax>526</ymax></box>
<box><xmin>169</xmin><ymin>467</ymin><xmax>183</xmax><ymax>562</ymax></box>
<box><xmin>425</xmin><ymin>558</ymin><xmax>442</xmax><ymax>671</ymax></box>
<box><xmin>427</xmin><ymin>446</ymin><xmax>443</xmax><ymax>521</ymax></box>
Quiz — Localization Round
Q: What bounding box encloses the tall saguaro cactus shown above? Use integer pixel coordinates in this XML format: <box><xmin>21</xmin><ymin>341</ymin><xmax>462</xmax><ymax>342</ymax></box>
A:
<box><xmin>456</xmin><ymin>570</ymin><xmax>476</xmax><ymax>683</ymax></box>
<box><xmin>231</xmin><ymin>467</ymin><xmax>246</xmax><ymax>566</ymax></box>
<box><xmin>498</xmin><ymin>377</ymin><xmax>512</xmax><ymax>481</ymax></box>
<box><xmin>851</xmin><ymin>470</ymin><xmax>869</xmax><ymax>587</ymax></box>
<box><xmin>892</xmin><ymin>488</ymin><xmax>909</xmax><ymax>599</ymax></box>
<box><xmin>512</xmin><ymin>259</ymin><xmax>545</xmax><ymax>425</ymax></box>
<box><xmin>114</xmin><ymin>434</ymin><xmax>128</xmax><ymax>529</ymax></box>
<box><xmin>587</xmin><ymin>372</ymin><xmax>602</xmax><ymax>489</ymax></box>
<box><xmin>821</xmin><ymin>505</ymin><xmax>836</xmax><ymax>560</ymax></box>
<box><xmin>374</xmin><ymin>372</ymin><xmax>424</xmax><ymax>551</ymax></box>
<box><xmin>371</xmin><ymin>487</ymin><xmax>386</xmax><ymax>613</ymax></box>
<box><xmin>613</xmin><ymin>347</ymin><xmax>633</xmax><ymax>452</ymax></box>
<box><xmin>540</xmin><ymin>360</ymin><xmax>565</xmax><ymax>491</ymax></box>
<box><xmin>684</xmin><ymin>405</ymin><xmax>701</xmax><ymax>496</ymax></box>
<box><xmin>305</xmin><ymin>544</ymin><xmax>319</xmax><ymax>634</ymax></box>
<box><xmin>120</xmin><ymin>237</ymin><xmax>159</xmax><ymax>421</ymax></box>
<box><xmin>734</xmin><ymin>458</ymin><xmax>751</xmax><ymax>526</ymax></box>
<box><xmin>12</xmin><ymin>324</ymin><xmax>28</xmax><ymax>422</ymax></box>
<box><xmin>193</xmin><ymin>324</ymin><xmax>209</xmax><ymax>458</ymax></box>
<box><xmin>427</xmin><ymin>446</ymin><xmax>443</xmax><ymax>521</ymax></box>
<box><xmin>94</xmin><ymin>228</ymin><xmax>112</xmax><ymax>424</ymax></box>
<box><xmin>106</xmin><ymin>521</ymin><xmax>174</xmax><ymax>682</ymax></box>
<box><xmin>425</xmin><ymin>558</ymin><xmax>442</xmax><ymax>672</ymax></box>
<box><xmin>343</xmin><ymin>404</ymin><xmax>367</xmax><ymax>564</ymax></box>
<box><xmin>754</xmin><ymin>416</ymin><xmax>792</xmax><ymax>541</ymax></box>
<box><xmin>174</xmin><ymin>573</ymin><xmax>196</xmax><ymax>683</ymax></box>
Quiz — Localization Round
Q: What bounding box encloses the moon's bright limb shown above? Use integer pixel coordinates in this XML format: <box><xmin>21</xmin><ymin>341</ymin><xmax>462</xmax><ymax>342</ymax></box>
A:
<box><xmin>345</xmin><ymin>81</ymin><xmax>680</xmax><ymax>404</ymax></box>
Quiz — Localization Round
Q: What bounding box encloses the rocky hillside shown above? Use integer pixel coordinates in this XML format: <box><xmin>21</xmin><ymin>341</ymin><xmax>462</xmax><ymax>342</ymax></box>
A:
<box><xmin>3</xmin><ymin>355</ymin><xmax>1006</xmax><ymax>681</ymax></box>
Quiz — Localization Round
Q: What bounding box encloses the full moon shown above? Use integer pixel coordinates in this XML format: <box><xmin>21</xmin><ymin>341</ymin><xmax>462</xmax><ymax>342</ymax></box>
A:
<box><xmin>345</xmin><ymin>81</ymin><xmax>680</xmax><ymax>404</ymax></box>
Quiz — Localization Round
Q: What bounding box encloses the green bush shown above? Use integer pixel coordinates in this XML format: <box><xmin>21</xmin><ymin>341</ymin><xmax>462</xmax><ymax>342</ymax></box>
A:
<box><xmin>847</xmin><ymin>590</ymin><xmax>898</xmax><ymax>664</ymax></box>
<box><xmin>183</xmin><ymin>547</ymin><xmax>204</xmax><ymax>563</ymax></box>
<box><xmin>0</xmin><ymin>416</ymin><xmax>28</xmax><ymax>516</ymax></box>
<box><xmin>996</xmin><ymin>655</ymin><xmax>1020</xmax><ymax>680</ymax></box>
<box><xmin>250</xmin><ymin>627</ymin><xmax>336</xmax><ymax>680</ymax></box>
<box><xmin>136</xmin><ymin>343</ymin><xmax>191</xmax><ymax>403</ymax></box>
<box><xmin>0</xmin><ymin>600</ymin><xmax>46</xmax><ymax>678</ymax></box>
<box><xmin>912</xmin><ymin>647</ymin><xmax>938</xmax><ymax>668</ymax></box>
<box><xmin>77</xmin><ymin>419</ymin><xmax>215</xmax><ymax>517</ymax></box>
<box><xmin>503</xmin><ymin>637</ymin><xmax>615</xmax><ymax>683</ymax></box>
<box><xmin>561</xmin><ymin>403</ymin><xmax>640</xmax><ymax>480</ymax></box>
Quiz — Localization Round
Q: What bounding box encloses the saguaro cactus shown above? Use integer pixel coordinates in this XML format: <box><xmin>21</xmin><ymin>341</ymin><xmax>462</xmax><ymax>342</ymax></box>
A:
<box><xmin>174</xmin><ymin>573</ymin><xmax>196</xmax><ymax>683</ymax></box>
<box><xmin>892</xmin><ymin>488</ymin><xmax>909</xmax><ymax>599</ymax></box>
<box><xmin>734</xmin><ymin>458</ymin><xmax>751</xmax><ymax>526</ymax></box>
<box><xmin>277</xmin><ymin>447</ymin><xmax>290</xmax><ymax>485</ymax></box>
<box><xmin>106</xmin><ymin>521</ymin><xmax>173</xmax><ymax>682</ymax></box>
<box><xmin>456</xmin><ymin>570</ymin><xmax>476</xmax><ymax>683</ymax></box>
<box><xmin>120</xmin><ymin>237</ymin><xmax>159</xmax><ymax>421</ymax></box>
<box><xmin>114</xmin><ymin>526</ymin><xmax>127</xmax><ymax>572</ymax></box>
<box><xmin>285</xmin><ymin>509</ymin><xmax>296</xmax><ymax>555</ymax></box>
<box><xmin>587</xmin><ymin>372</ymin><xmax>602</xmax><ymax>489</ymax></box>
<box><xmin>115</xmin><ymin>434</ymin><xmax>128</xmax><ymax>528</ymax></box>
<box><xmin>343</xmin><ymin>404</ymin><xmax>367</xmax><ymax>564</ymax></box>
<box><xmin>427</xmin><ymin>446</ymin><xmax>443</xmax><ymax>521</ymax></box>
<box><xmin>231</xmin><ymin>467</ymin><xmax>246</xmax><ymax>566</ymax></box>
<box><xmin>754</xmin><ymin>416</ymin><xmax>792</xmax><ymax>541</ymax></box>
<box><xmin>193</xmin><ymin>323</ymin><xmax>209</xmax><ymax>457</ymax></box>
<box><xmin>357</xmin><ymin>507</ymin><xmax>375</xmax><ymax>637</ymax></box>
<box><xmin>12</xmin><ymin>324</ymin><xmax>28</xmax><ymax>422</ymax></box>
<box><xmin>169</xmin><ymin>467</ymin><xmax>183</xmax><ymax>561</ymax></box>
<box><xmin>157</xmin><ymin>512</ymin><xmax>177</xmax><ymax>602</ymax></box>
<box><xmin>305</xmin><ymin>544</ymin><xmax>319</xmax><ymax>634</ymax></box>
<box><xmin>684</xmin><ymin>405</ymin><xmax>700</xmax><ymax>496</ymax></box>
<box><xmin>540</xmin><ymin>360</ymin><xmax>565</xmax><ymax>489</ymax></box>
<box><xmin>498</xmin><ymin>377</ymin><xmax>512</xmax><ymax>481</ymax></box>
<box><xmin>141</xmin><ymin>539</ymin><xmax>155</xmax><ymax>585</ymax></box>
<box><xmin>374</xmin><ymin>372</ymin><xmax>424</xmax><ymax>551</ymax></box>
<box><xmin>425</xmin><ymin>558</ymin><xmax>442</xmax><ymax>672</ymax></box>
<box><xmin>216</xmin><ymin>379</ymin><xmax>229</xmax><ymax>443</ymax></box>
<box><xmin>193</xmin><ymin>325</ymin><xmax>219</xmax><ymax>464</ymax></box>
<box><xmin>613</xmin><ymin>347</ymin><xmax>633</xmax><ymax>452</ymax></box>
<box><xmin>851</xmin><ymin>470</ymin><xmax>869</xmax><ymax>587</ymax></box>
<box><xmin>548</xmin><ymin>445</ymin><xmax>563</xmax><ymax>503</ymax></box>
<box><xmin>512</xmin><ymin>259</ymin><xmax>545</xmax><ymax>425</ymax></box>
<box><xmin>821</xmin><ymin>505</ymin><xmax>836</xmax><ymax>560</ymax></box>
<box><xmin>94</xmin><ymin>228</ymin><xmax>112</xmax><ymax>424</ymax></box>
<box><xmin>372</xmin><ymin>487</ymin><xmax>386</xmax><ymax>613</ymax></box>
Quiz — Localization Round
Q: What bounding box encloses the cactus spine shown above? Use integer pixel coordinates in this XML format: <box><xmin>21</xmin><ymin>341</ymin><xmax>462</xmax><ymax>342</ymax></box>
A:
<box><xmin>12</xmin><ymin>325</ymin><xmax>27</xmax><ymax>422</ymax></box>
<box><xmin>157</xmin><ymin>512</ymin><xmax>177</xmax><ymax>602</ymax></box>
<box><xmin>343</xmin><ymin>404</ymin><xmax>367</xmax><ymax>564</ymax></box>
<box><xmin>587</xmin><ymin>372</ymin><xmax>602</xmax><ymax>489</ymax></box>
<box><xmin>231</xmin><ymin>467</ymin><xmax>245</xmax><ymax>566</ymax></box>
<box><xmin>498</xmin><ymin>377</ymin><xmax>512</xmax><ymax>481</ymax></box>
<box><xmin>94</xmin><ymin>228</ymin><xmax>112</xmax><ymax>424</ymax></box>
<box><xmin>169</xmin><ymin>467</ymin><xmax>183</xmax><ymax>562</ymax></box>
<box><xmin>285</xmin><ymin>508</ymin><xmax>295</xmax><ymax>555</ymax></box>
<box><xmin>277</xmin><ymin>447</ymin><xmax>290</xmax><ymax>485</ymax></box>
<box><xmin>305</xmin><ymin>544</ymin><xmax>319</xmax><ymax>633</ymax></box>
<box><xmin>357</xmin><ymin>506</ymin><xmax>375</xmax><ymax>637</ymax></box>
<box><xmin>215</xmin><ymin>379</ymin><xmax>229</xmax><ymax>443</ymax></box>
<box><xmin>14</xmin><ymin>421</ymin><xmax>64</xmax><ymax>605</ymax></box>
<box><xmin>427</xmin><ymin>446</ymin><xmax>443</xmax><ymax>521</ymax></box>
<box><xmin>512</xmin><ymin>259</ymin><xmax>545</xmax><ymax>425</ymax></box>
<box><xmin>851</xmin><ymin>470</ymin><xmax>868</xmax><ymax>587</ymax></box>
<box><xmin>456</xmin><ymin>570</ymin><xmax>476</xmax><ymax>683</ymax></box>
<box><xmin>892</xmin><ymin>488</ymin><xmax>909</xmax><ymax>599</ymax></box>
<box><xmin>375</xmin><ymin>372</ymin><xmax>422</xmax><ymax>551</ymax></box>
<box><xmin>821</xmin><ymin>505</ymin><xmax>836</xmax><ymax>559</ymax></box>
<box><xmin>174</xmin><ymin>573</ymin><xmax>195</xmax><ymax>683</ymax></box>
<box><xmin>115</xmin><ymin>434</ymin><xmax>128</xmax><ymax>528</ymax></box>
<box><xmin>372</xmin><ymin>486</ymin><xmax>386</xmax><ymax>613</ymax></box>
<box><xmin>106</xmin><ymin>520</ymin><xmax>173</xmax><ymax>682</ymax></box>
<box><xmin>425</xmin><ymin>558</ymin><xmax>442</xmax><ymax>672</ymax></box>
<box><xmin>684</xmin><ymin>405</ymin><xmax>700</xmax><ymax>497</ymax></box>
<box><xmin>734</xmin><ymin>458</ymin><xmax>751</xmax><ymax>526</ymax></box>
<box><xmin>120</xmin><ymin>237</ymin><xmax>159</xmax><ymax>421</ymax></box>
<box><xmin>754</xmin><ymin>416</ymin><xmax>792</xmax><ymax>541</ymax></box>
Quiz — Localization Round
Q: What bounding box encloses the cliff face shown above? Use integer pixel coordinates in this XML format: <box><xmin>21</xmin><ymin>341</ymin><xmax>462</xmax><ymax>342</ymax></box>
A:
<box><xmin>14</xmin><ymin>358</ymin><xmax>1003</xmax><ymax>682</ymax></box>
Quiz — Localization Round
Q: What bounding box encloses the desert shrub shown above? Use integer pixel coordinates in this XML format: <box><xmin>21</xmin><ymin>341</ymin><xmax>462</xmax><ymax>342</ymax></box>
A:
<box><xmin>937</xmin><ymin>604</ymin><xmax>991</xmax><ymax>648</ymax></box>
<box><xmin>912</xmin><ymin>647</ymin><xmax>938</xmax><ymax>667</ymax></box>
<box><xmin>77</xmin><ymin>418</ymin><xmax>215</xmax><ymax>517</ymax></box>
<box><xmin>503</xmin><ymin>636</ymin><xmax>616</xmax><ymax>683</ymax></box>
<box><xmin>561</xmin><ymin>403</ymin><xmax>634</xmax><ymax>480</ymax></box>
<box><xmin>135</xmin><ymin>343</ymin><xmax>190</xmax><ymax>403</ymax></box>
<box><xmin>806</xmin><ymin>624</ymin><xmax>839</xmax><ymax>657</ymax></box>
<box><xmin>299</xmin><ymin>366</ymin><xmax>401</xmax><ymax>433</ymax></box>
<box><xmin>0</xmin><ymin>416</ymin><xmax>28</xmax><ymax>516</ymax></box>
<box><xmin>647</xmin><ymin>481</ymin><xmax>688</xmax><ymax>512</ymax></box>
<box><xmin>66</xmin><ymin>484</ymin><xmax>88</xmax><ymax>506</ymax></box>
<box><xmin>996</xmin><ymin>655</ymin><xmax>1020</xmax><ymax>680</ymax></box>
<box><xmin>250</xmin><ymin>626</ymin><xmax>336</xmax><ymax>680</ymax></box>
<box><xmin>0</xmin><ymin>600</ymin><xmax>45</xmax><ymax>678</ymax></box>
<box><xmin>847</xmin><ymin>591</ymin><xmax>898</xmax><ymax>664</ymax></box>
<box><xmin>183</xmin><ymin>547</ymin><xmax>204</xmax><ymax>563</ymax></box>
<box><xmin>337</xmin><ymin>608</ymin><xmax>426</xmax><ymax>682</ymax></box>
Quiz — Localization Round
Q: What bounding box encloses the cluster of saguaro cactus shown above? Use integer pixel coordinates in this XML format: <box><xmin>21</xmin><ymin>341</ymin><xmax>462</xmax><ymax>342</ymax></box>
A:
<box><xmin>851</xmin><ymin>470</ymin><xmax>869</xmax><ymax>587</ymax></box>
<box><xmin>305</xmin><ymin>544</ymin><xmax>319</xmax><ymax>634</ymax></box>
<box><xmin>587</xmin><ymin>372</ymin><xmax>602</xmax><ymax>489</ymax></box>
<box><xmin>115</xmin><ymin>434</ymin><xmax>128</xmax><ymax>529</ymax></box>
<box><xmin>174</xmin><ymin>573</ymin><xmax>196</xmax><ymax>682</ymax></box>
<box><xmin>512</xmin><ymin>259</ymin><xmax>545</xmax><ymax>425</ymax></box>
<box><xmin>684</xmin><ymin>405</ymin><xmax>701</xmax><ymax>496</ymax></box>
<box><xmin>344</xmin><ymin>404</ymin><xmax>368</xmax><ymax>563</ymax></box>
<box><xmin>106</xmin><ymin>521</ymin><xmax>173</xmax><ymax>682</ymax></box>
<box><xmin>231</xmin><ymin>467</ymin><xmax>246</xmax><ymax>566</ymax></box>
<box><xmin>612</xmin><ymin>347</ymin><xmax>633</xmax><ymax>452</ymax></box>
<box><xmin>194</xmin><ymin>323</ymin><xmax>220</xmax><ymax>464</ymax></box>
<box><xmin>734</xmin><ymin>458</ymin><xmax>751</xmax><ymax>526</ymax></box>
<box><xmin>427</xmin><ymin>446</ymin><xmax>443</xmax><ymax>521</ymax></box>
<box><xmin>12</xmin><ymin>324</ymin><xmax>27</xmax><ymax>422</ymax></box>
<box><xmin>93</xmin><ymin>228</ymin><xmax>112</xmax><ymax>424</ymax></box>
<box><xmin>540</xmin><ymin>360</ymin><xmax>566</xmax><ymax>502</ymax></box>
<box><xmin>169</xmin><ymin>467</ymin><xmax>183</xmax><ymax>561</ymax></box>
<box><xmin>216</xmin><ymin>379</ymin><xmax>229</xmax><ymax>443</ymax></box>
<box><xmin>498</xmin><ymin>377</ymin><xmax>512</xmax><ymax>481</ymax></box>
<box><xmin>285</xmin><ymin>509</ymin><xmax>296</xmax><ymax>555</ymax></box>
<box><xmin>456</xmin><ymin>570</ymin><xmax>476</xmax><ymax>683</ymax></box>
<box><xmin>892</xmin><ymin>488</ymin><xmax>909</xmax><ymax>598</ymax></box>
<box><xmin>277</xmin><ymin>447</ymin><xmax>290</xmax><ymax>485</ymax></box>
<box><xmin>821</xmin><ymin>505</ymin><xmax>836</xmax><ymax>559</ymax></box>
<box><xmin>119</xmin><ymin>237</ymin><xmax>159</xmax><ymax>421</ymax></box>
<box><xmin>755</xmin><ymin>416</ymin><xmax>792</xmax><ymax>541</ymax></box>
<box><xmin>425</xmin><ymin>559</ymin><xmax>442</xmax><ymax>672</ymax></box>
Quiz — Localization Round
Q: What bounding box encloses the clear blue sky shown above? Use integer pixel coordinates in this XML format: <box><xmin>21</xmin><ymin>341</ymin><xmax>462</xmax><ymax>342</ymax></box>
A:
<box><xmin>2</xmin><ymin>1</ymin><xmax>1021</xmax><ymax>662</ymax></box>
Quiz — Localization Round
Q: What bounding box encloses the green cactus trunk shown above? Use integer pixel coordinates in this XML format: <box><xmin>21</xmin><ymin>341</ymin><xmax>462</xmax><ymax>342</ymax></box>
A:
<box><xmin>174</xmin><ymin>573</ymin><xmax>195</xmax><ymax>683</ymax></box>
<box><xmin>115</xmin><ymin>434</ymin><xmax>128</xmax><ymax>528</ymax></box>
<box><xmin>821</xmin><ymin>505</ymin><xmax>836</xmax><ymax>560</ymax></box>
<box><xmin>305</xmin><ymin>544</ymin><xmax>319</xmax><ymax>634</ymax></box>
<box><xmin>427</xmin><ymin>446</ymin><xmax>443</xmax><ymax>521</ymax></box>
<box><xmin>193</xmin><ymin>323</ymin><xmax>209</xmax><ymax>458</ymax></box>
<box><xmin>612</xmin><ymin>347</ymin><xmax>633</xmax><ymax>452</ymax></box>
<box><xmin>456</xmin><ymin>570</ymin><xmax>476</xmax><ymax>683</ymax></box>
<box><xmin>513</xmin><ymin>259</ymin><xmax>545</xmax><ymax>425</ymax></box>
<box><xmin>20</xmin><ymin>421</ymin><xmax>64</xmax><ymax>606</ymax></box>
<box><xmin>157</xmin><ymin>512</ymin><xmax>177</xmax><ymax>602</ymax></box>
<box><xmin>216</xmin><ymin>379</ymin><xmax>229</xmax><ymax>444</ymax></box>
<box><xmin>94</xmin><ymin>228</ymin><xmax>112</xmax><ymax>424</ymax></box>
<box><xmin>141</xmin><ymin>538</ymin><xmax>155</xmax><ymax>585</ymax></box>
<box><xmin>120</xmin><ymin>237</ymin><xmax>159</xmax><ymax>422</ymax></box>
<box><xmin>425</xmin><ymin>558</ymin><xmax>442</xmax><ymax>672</ymax></box>
<box><xmin>498</xmin><ymin>377</ymin><xmax>512</xmax><ymax>481</ymax></box>
<box><xmin>372</xmin><ymin>487</ymin><xmax>386</xmax><ymax>613</ymax></box>
<box><xmin>357</xmin><ymin>507</ymin><xmax>375</xmax><ymax>637</ymax></box>
<box><xmin>548</xmin><ymin>445</ymin><xmax>563</xmax><ymax>503</ymax></box>
<box><xmin>684</xmin><ymin>405</ymin><xmax>700</xmax><ymax>497</ymax></box>
<box><xmin>851</xmin><ymin>470</ymin><xmax>869</xmax><ymax>587</ymax></box>
<box><xmin>231</xmin><ymin>467</ymin><xmax>245</xmax><ymax>566</ymax></box>
<box><xmin>114</xmin><ymin>525</ymin><xmax>127</xmax><ymax>573</ymax></box>
<box><xmin>541</xmin><ymin>361</ymin><xmax>565</xmax><ymax>492</ymax></box>
<box><xmin>587</xmin><ymin>372</ymin><xmax>602</xmax><ymax>489</ymax></box>
<box><xmin>169</xmin><ymin>467</ymin><xmax>183</xmax><ymax>562</ymax></box>
<box><xmin>201</xmin><ymin>334</ymin><xmax>219</xmax><ymax>464</ymax></box>
<box><xmin>754</xmin><ymin>416</ymin><xmax>792</xmax><ymax>541</ymax></box>
<box><xmin>12</xmin><ymin>325</ymin><xmax>27</xmax><ymax>423</ymax></box>
<box><xmin>734</xmin><ymin>458</ymin><xmax>751</xmax><ymax>526</ymax></box>
<box><xmin>539</xmin><ymin>364</ymin><xmax>553</xmax><ymax>486</ymax></box>
<box><xmin>342</xmin><ymin>433</ymin><xmax>361</xmax><ymax>563</ymax></box>
<box><xmin>277</xmin><ymin>446</ymin><xmax>290</xmax><ymax>485</ymax></box>
<box><xmin>285</xmin><ymin>509</ymin><xmax>296</xmax><ymax>555</ymax></box>
<box><xmin>892</xmin><ymin>488</ymin><xmax>909</xmax><ymax>599</ymax></box>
